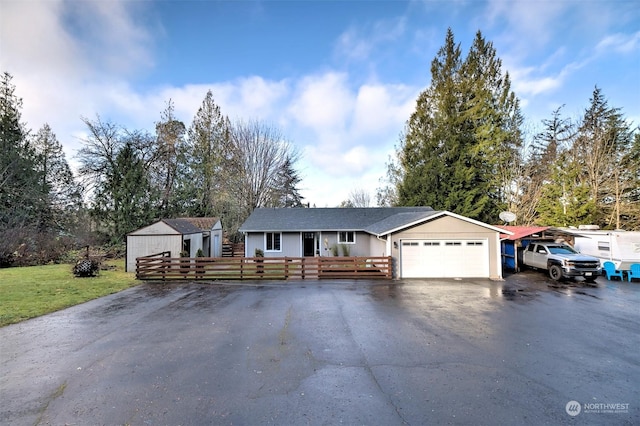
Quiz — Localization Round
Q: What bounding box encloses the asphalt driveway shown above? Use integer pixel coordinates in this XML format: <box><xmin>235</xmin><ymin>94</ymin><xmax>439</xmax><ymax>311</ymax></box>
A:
<box><xmin>1</xmin><ymin>271</ymin><xmax>639</xmax><ymax>425</ymax></box>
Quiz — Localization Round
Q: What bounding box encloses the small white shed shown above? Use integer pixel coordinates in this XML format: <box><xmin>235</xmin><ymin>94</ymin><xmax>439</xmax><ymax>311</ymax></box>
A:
<box><xmin>126</xmin><ymin>217</ymin><xmax>222</xmax><ymax>272</ymax></box>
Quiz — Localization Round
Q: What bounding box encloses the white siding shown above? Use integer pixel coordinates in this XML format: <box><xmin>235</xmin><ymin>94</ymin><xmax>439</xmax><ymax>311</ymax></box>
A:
<box><xmin>126</xmin><ymin>235</ymin><xmax>182</xmax><ymax>272</ymax></box>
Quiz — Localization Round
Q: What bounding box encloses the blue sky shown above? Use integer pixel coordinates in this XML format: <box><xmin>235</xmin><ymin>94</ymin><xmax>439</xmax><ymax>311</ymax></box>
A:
<box><xmin>2</xmin><ymin>0</ymin><xmax>639</xmax><ymax>207</ymax></box>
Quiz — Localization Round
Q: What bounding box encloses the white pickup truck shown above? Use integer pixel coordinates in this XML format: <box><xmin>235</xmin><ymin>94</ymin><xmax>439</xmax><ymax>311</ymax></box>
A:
<box><xmin>522</xmin><ymin>241</ymin><xmax>601</xmax><ymax>282</ymax></box>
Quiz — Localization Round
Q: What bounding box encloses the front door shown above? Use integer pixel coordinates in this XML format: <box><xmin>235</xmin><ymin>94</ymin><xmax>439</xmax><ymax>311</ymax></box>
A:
<box><xmin>303</xmin><ymin>232</ymin><xmax>315</xmax><ymax>256</ymax></box>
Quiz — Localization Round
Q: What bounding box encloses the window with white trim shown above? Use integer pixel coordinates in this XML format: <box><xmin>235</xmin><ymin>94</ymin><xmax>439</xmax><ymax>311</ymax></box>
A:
<box><xmin>338</xmin><ymin>231</ymin><xmax>355</xmax><ymax>244</ymax></box>
<box><xmin>265</xmin><ymin>232</ymin><xmax>281</xmax><ymax>251</ymax></box>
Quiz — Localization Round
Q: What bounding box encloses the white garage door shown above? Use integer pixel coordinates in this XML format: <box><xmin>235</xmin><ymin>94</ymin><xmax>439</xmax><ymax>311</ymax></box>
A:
<box><xmin>401</xmin><ymin>239</ymin><xmax>489</xmax><ymax>278</ymax></box>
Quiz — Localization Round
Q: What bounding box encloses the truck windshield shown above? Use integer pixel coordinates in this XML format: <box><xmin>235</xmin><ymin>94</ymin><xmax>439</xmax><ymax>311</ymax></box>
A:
<box><xmin>548</xmin><ymin>246</ymin><xmax>578</xmax><ymax>254</ymax></box>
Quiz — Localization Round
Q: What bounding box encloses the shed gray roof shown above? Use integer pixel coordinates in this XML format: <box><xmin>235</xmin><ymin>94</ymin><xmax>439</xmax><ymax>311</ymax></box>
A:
<box><xmin>163</xmin><ymin>219</ymin><xmax>205</xmax><ymax>235</ymax></box>
<box><xmin>239</xmin><ymin>207</ymin><xmax>438</xmax><ymax>236</ymax></box>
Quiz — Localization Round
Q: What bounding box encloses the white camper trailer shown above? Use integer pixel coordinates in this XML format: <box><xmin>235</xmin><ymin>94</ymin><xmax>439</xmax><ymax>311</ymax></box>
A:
<box><xmin>568</xmin><ymin>227</ymin><xmax>640</xmax><ymax>271</ymax></box>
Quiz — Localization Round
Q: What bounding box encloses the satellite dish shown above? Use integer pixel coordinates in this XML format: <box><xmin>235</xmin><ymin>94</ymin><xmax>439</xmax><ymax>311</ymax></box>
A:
<box><xmin>499</xmin><ymin>211</ymin><xmax>517</xmax><ymax>223</ymax></box>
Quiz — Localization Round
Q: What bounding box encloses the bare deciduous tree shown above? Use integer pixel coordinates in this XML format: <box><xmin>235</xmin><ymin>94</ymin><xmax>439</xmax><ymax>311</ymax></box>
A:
<box><xmin>228</xmin><ymin>120</ymin><xmax>301</xmax><ymax>214</ymax></box>
<box><xmin>341</xmin><ymin>187</ymin><xmax>371</xmax><ymax>207</ymax></box>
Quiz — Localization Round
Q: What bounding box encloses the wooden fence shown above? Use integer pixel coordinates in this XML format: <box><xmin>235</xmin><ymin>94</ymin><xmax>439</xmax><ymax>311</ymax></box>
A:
<box><xmin>222</xmin><ymin>243</ymin><xmax>245</xmax><ymax>257</ymax></box>
<box><xmin>136</xmin><ymin>253</ymin><xmax>393</xmax><ymax>281</ymax></box>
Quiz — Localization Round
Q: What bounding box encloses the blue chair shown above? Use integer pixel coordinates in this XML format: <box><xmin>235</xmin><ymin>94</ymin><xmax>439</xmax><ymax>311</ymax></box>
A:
<box><xmin>627</xmin><ymin>264</ymin><xmax>640</xmax><ymax>282</ymax></box>
<box><xmin>603</xmin><ymin>261</ymin><xmax>623</xmax><ymax>280</ymax></box>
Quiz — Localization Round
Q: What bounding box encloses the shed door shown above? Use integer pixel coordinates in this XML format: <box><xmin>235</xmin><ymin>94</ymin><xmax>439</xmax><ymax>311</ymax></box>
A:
<box><xmin>401</xmin><ymin>239</ymin><xmax>489</xmax><ymax>278</ymax></box>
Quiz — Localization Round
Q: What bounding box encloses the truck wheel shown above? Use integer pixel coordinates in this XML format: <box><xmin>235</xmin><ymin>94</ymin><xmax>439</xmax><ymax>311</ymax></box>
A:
<box><xmin>548</xmin><ymin>265</ymin><xmax>563</xmax><ymax>281</ymax></box>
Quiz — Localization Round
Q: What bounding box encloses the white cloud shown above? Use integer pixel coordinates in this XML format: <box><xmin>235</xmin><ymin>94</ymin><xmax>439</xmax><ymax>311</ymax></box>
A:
<box><xmin>484</xmin><ymin>0</ymin><xmax>568</xmax><ymax>49</ymax></box>
<box><xmin>595</xmin><ymin>31</ymin><xmax>640</xmax><ymax>55</ymax></box>
<box><xmin>352</xmin><ymin>84</ymin><xmax>416</xmax><ymax>138</ymax></box>
<box><xmin>54</xmin><ymin>0</ymin><xmax>157</xmax><ymax>77</ymax></box>
<box><xmin>334</xmin><ymin>17</ymin><xmax>407</xmax><ymax>62</ymax></box>
<box><xmin>0</xmin><ymin>1</ymin><xmax>85</xmax><ymax>78</ymax></box>
<box><xmin>509</xmin><ymin>66</ymin><xmax>563</xmax><ymax>97</ymax></box>
<box><xmin>0</xmin><ymin>0</ymin><xmax>158</xmax><ymax>156</ymax></box>
<box><xmin>288</xmin><ymin>72</ymin><xmax>354</xmax><ymax>136</ymax></box>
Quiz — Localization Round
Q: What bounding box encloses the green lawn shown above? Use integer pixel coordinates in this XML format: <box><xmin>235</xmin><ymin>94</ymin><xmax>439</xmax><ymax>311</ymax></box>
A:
<box><xmin>0</xmin><ymin>259</ymin><xmax>138</xmax><ymax>327</ymax></box>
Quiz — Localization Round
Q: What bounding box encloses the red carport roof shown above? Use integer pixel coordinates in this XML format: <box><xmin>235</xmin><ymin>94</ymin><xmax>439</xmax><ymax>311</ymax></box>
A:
<box><xmin>496</xmin><ymin>225</ymin><xmax>550</xmax><ymax>240</ymax></box>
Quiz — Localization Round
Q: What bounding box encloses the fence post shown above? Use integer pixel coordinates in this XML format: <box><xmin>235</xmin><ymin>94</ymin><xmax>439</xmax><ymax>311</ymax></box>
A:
<box><xmin>284</xmin><ymin>258</ymin><xmax>289</xmax><ymax>279</ymax></box>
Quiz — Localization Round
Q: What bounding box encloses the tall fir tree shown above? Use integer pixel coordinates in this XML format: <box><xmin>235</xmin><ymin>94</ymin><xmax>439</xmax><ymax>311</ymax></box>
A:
<box><xmin>181</xmin><ymin>90</ymin><xmax>231</xmax><ymax>217</ymax></box>
<box><xmin>0</xmin><ymin>72</ymin><xmax>46</xmax><ymax>230</ymax></box>
<box><xmin>397</xmin><ymin>28</ymin><xmax>462</xmax><ymax>211</ymax></box>
<box><xmin>573</xmin><ymin>87</ymin><xmax>635</xmax><ymax>228</ymax></box>
<box><xmin>32</xmin><ymin>124</ymin><xmax>83</xmax><ymax>232</ymax></box>
<box><xmin>394</xmin><ymin>29</ymin><xmax>523</xmax><ymax>223</ymax></box>
<box><xmin>519</xmin><ymin>107</ymin><xmax>575</xmax><ymax>225</ymax></box>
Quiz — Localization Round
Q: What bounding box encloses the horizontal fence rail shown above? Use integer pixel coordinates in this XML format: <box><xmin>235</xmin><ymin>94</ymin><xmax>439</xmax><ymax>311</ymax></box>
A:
<box><xmin>136</xmin><ymin>255</ymin><xmax>393</xmax><ymax>281</ymax></box>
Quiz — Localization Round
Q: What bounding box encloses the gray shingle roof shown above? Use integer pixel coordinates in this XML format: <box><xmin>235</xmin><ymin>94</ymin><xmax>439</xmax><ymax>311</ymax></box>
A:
<box><xmin>163</xmin><ymin>219</ymin><xmax>205</xmax><ymax>235</ymax></box>
<box><xmin>239</xmin><ymin>207</ymin><xmax>437</xmax><ymax>236</ymax></box>
<box><xmin>179</xmin><ymin>217</ymin><xmax>220</xmax><ymax>231</ymax></box>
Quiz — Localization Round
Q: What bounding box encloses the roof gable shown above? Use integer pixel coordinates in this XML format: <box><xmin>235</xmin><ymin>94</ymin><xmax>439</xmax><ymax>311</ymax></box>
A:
<box><xmin>128</xmin><ymin>220</ymin><xmax>180</xmax><ymax>236</ymax></box>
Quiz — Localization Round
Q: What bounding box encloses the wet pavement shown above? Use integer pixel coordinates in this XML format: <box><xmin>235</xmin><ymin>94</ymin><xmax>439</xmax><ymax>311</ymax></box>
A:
<box><xmin>1</xmin><ymin>271</ymin><xmax>639</xmax><ymax>425</ymax></box>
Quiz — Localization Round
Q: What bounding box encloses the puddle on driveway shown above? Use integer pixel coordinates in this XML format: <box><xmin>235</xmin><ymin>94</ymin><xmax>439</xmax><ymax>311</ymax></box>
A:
<box><xmin>500</xmin><ymin>286</ymin><xmax>538</xmax><ymax>301</ymax></box>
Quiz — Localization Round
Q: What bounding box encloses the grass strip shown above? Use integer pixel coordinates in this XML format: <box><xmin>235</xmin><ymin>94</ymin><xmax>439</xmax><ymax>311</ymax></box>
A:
<box><xmin>0</xmin><ymin>259</ymin><xmax>137</xmax><ymax>327</ymax></box>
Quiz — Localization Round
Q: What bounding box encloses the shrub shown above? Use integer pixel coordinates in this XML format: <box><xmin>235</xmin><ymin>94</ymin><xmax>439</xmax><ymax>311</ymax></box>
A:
<box><xmin>0</xmin><ymin>228</ymin><xmax>76</xmax><ymax>267</ymax></box>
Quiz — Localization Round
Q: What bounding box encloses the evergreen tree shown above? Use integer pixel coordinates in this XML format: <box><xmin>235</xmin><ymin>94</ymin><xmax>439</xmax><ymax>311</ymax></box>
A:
<box><xmin>519</xmin><ymin>107</ymin><xmax>575</xmax><ymax>224</ymax></box>
<box><xmin>0</xmin><ymin>72</ymin><xmax>53</xmax><ymax>264</ymax></box>
<box><xmin>619</xmin><ymin>132</ymin><xmax>640</xmax><ymax>228</ymax></box>
<box><xmin>536</xmin><ymin>152</ymin><xmax>596</xmax><ymax>226</ymax></box>
<box><xmin>0</xmin><ymin>72</ymin><xmax>44</xmax><ymax>230</ymax></box>
<box><xmin>397</xmin><ymin>29</ymin><xmax>462</xmax><ymax>211</ymax></box>
<box><xmin>78</xmin><ymin>116</ymin><xmax>160</xmax><ymax>244</ymax></box>
<box><xmin>271</xmin><ymin>155</ymin><xmax>304</xmax><ymax>208</ymax></box>
<box><xmin>394</xmin><ymin>29</ymin><xmax>523</xmax><ymax>223</ymax></box>
<box><xmin>92</xmin><ymin>143</ymin><xmax>155</xmax><ymax>243</ymax></box>
<box><xmin>32</xmin><ymin>124</ymin><xmax>83</xmax><ymax>232</ymax></box>
<box><xmin>461</xmin><ymin>32</ymin><xmax>524</xmax><ymax>213</ymax></box>
<box><xmin>573</xmin><ymin>87</ymin><xmax>634</xmax><ymax>228</ymax></box>
<box><xmin>181</xmin><ymin>90</ymin><xmax>231</xmax><ymax>217</ymax></box>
